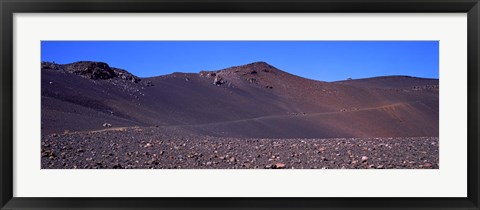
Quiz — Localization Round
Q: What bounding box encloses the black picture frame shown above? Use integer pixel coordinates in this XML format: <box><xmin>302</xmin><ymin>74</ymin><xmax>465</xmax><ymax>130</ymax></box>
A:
<box><xmin>1</xmin><ymin>0</ymin><xmax>479</xmax><ymax>209</ymax></box>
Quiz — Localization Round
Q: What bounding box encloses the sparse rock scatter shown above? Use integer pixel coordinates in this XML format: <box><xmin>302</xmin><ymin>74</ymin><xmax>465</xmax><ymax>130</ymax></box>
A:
<box><xmin>41</xmin><ymin>127</ymin><xmax>439</xmax><ymax>169</ymax></box>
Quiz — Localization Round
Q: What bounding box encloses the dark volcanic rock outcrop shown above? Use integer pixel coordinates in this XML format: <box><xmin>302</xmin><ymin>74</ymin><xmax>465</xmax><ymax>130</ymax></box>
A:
<box><xmin>65</xmin><ymin>61</ymin><xmax>116</xmax><ymax>80</ymax></box>
<box><xmin>42</xmin><ymin>61</ymin><xmax>140</xmax><ymax>82</ymax></box>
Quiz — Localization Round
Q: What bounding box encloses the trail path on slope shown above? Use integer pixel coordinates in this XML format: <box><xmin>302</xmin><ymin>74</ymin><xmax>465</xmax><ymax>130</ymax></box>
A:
<box><xmin>181</xmin><ymin>99</ymin><xmax>436</xmax><ymax>128</ymax></box>
<box><xmin>61</xmin><ymin>99</ymin><xmax>436</xmax><ymax>135</ymax></box>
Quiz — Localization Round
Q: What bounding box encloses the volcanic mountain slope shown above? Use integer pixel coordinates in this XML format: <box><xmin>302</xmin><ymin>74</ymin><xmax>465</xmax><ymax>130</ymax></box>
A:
<box><xmin>41</xmin><ymin>61</ymin><xmax>439</xmax><ymax>138</ymax></box>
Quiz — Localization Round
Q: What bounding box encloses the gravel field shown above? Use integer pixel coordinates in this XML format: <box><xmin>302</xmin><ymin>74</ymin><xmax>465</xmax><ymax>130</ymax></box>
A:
<box><xmin>41</xmin><ymin>127</ymin><xmax>439</xmax><ymax>169</ymax></box>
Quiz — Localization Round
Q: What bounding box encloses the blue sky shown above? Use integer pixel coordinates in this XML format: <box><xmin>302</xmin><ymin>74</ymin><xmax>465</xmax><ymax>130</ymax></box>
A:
<box><xmin>41</xmin><ymin>41</ymin><xmax>438</xmax><ymax>82</ymax></box>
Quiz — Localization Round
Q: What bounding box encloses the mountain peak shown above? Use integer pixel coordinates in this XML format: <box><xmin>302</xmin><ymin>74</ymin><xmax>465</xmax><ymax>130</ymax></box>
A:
<box><xmin>245</xmin><ymin>61</ymin><xmax>271</xmax><ymax>66</ymax></box>
<box><xmin>196</xmin><ymin>61</ymin><xmax>286</xmax><ymax>88</ymax></box>
<box><xmin>217</xmin><ymin>61</ymin><xmax>279</xmax><ymax>75</ymax></box>
<box><xmin>238</xmin><ymin>61</ymin><xmax>275</xmax><ymax>69</ymax></box>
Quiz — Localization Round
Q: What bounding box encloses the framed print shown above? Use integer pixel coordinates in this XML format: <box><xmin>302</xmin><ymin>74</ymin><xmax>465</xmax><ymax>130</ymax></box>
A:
<box><xmin>1</xmin><ymin>0</ymin><xmax>479</xmax><ymax>209</ymax></box>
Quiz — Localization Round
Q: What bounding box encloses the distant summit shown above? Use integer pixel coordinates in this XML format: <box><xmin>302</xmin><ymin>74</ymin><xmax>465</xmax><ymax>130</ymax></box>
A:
<box><xmin>197</xmin><ymin>61</ymin><xmax>299</xmax><ymax>89</ymax></box>
<box><xmin>226</xmin><ymin>61</ymin><xmax>276</xmax><ymax>71</ymax></box>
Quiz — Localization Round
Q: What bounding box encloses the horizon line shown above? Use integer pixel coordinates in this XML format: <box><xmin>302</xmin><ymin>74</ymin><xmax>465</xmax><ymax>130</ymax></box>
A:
<box><xmin>41</xmin><ymin>60</ymin><xmax>440</xmax><ymax>82</ymax></box>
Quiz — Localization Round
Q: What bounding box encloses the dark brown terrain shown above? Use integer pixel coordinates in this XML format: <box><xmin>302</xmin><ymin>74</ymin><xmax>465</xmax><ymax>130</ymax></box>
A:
<box><xmin>41</xmin><ymin>61</ymin><xmax>439</xmax><ymax>169</ymax></box>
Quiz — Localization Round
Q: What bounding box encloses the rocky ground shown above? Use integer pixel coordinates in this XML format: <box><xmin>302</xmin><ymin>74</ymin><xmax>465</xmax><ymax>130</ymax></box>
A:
<box><xmin>41</xmin><ymin>126</ymin><xmax>439</xmax><ymax>169</ymax></box>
